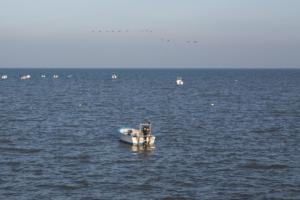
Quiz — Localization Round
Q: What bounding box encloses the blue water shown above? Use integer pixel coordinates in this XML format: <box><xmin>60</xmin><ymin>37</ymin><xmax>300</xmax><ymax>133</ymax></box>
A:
<box><xmin>0</xmin><ymin>69</ymin><xmax>299</xmax><ymax>200</ymax></box>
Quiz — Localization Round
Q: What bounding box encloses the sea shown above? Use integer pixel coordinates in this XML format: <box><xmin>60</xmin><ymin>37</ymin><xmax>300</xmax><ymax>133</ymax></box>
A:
<box><xmin>0</xmin><ymin>69</ymin><xmax>299</xmax><ymax>200</ymax></box>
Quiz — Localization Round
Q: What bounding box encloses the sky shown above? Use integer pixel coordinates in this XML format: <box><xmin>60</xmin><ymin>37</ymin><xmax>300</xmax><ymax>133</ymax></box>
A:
<box><xmin>0</xmin><ymin>0</ymin><xmax>300</xmax><ymax>68</ymax></box>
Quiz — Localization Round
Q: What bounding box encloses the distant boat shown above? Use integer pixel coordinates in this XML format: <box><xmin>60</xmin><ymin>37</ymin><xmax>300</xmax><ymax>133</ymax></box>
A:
<box><xmin>1</xmin><ymin>75</ymin><xmax>8</xmax><ymax>80</ymax></box>
<box><xmin>112</xmin><ymin>73</ymin><xmax>117</xmax><ymax>80</ymax></box>
<box><xmin>41</xmin><ymin>74</ymin><xmax>46</xmax><ymax>78</ymax></box>
<box><xmin>119</xmin><ymin>122</ymin><xmax>155</xmax><ymax>145</ymax></box>
<box><xmin>176</xmin><ymin>77</ymin><xmax>184</xmax><ymax>85</ymax></box>
<box><xmin>67</xmin><ymin>74</ymin><xmax>72</xmax><ymax>78</ymax></box>
<box><xmin>20</xmin><ymin>74</ymin><xmax>31</xmax><ymax>80</ymax></box>
<box><xmin>53</xmin><ymin>75</ymin><xmax>59</xmax><ymax>79</ymax></box>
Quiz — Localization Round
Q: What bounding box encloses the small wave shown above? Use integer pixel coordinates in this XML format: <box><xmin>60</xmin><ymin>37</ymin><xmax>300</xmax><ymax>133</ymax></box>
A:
<box><xmin>3</xmin><ymin>161</ymin><xmax>21</xmax><ymax>167</ymax></box>
<box><xmin>37</xmin><ymin>184</ymin><xmax>80</xmax><ymax>190</ymax></box>
<box><xmin>241</xmin><ymin>161</ymin><xmax>288</xmax><ymax>170</ymax></box>
<box><xmin>230</xmin><ymin>193</ymin><xmax>255</xmax><ymax>199</ymax></box>
<box><xmin>55</xmin><ymin>154</ymin><xmax>92</xmax><ymax>163</ymax></box>
<box><xmin>252</xmin><ymin>127</ymin><xmax>281</xmax><ymax>134</ymax></box>
<box><xmin>0</xmin><ymin>138</ymin><xmax>13</xmax><ymax>144</ymax></box>
<box><xmin>0</xmin><ymin>147</ymin><xmax>42</xmax><ymax>154</ymax></box>
<box><xmin>37</xmin><ymin>180</ymin><xmax>89</xmax><ymax>191</ymax></box>
<box><xmin>162</xmin><ymin>196</ymin><xmax>190</xmax><ymax>200</ymax></box>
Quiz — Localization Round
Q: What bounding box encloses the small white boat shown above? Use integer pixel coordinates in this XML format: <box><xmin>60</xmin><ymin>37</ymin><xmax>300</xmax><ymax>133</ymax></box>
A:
<box><xmin>112</xmin><ymin>73</ymin><xmax>117</xmax><ymax>80</ymax></box>
<box><xmin>67</xmin><ymin>74</ymin><xmax>72</xmax><ymax>78</ymax></box>
<box><xmin>41</xmin><ymin>74</ymin><xmax>46</xmax><ymax>78</ymax></box>
<box><xmin>1</xmin><ymin>75</ymin><xmax>8</xmax><ymax>80</ymax></box>
<box><xmin>53</xmin><ymin>74</ymin><xmax>59</xmax><ymax>79</ymax></box>
<box><xmin>20</xmin><ymin>74</ymin><xmax>31</xmax><ymax>80</ymax></box>
<box><xmin>119</xmin><ymin>122</ymin><xmax>155</xmax><ymax>145</ymax></box>
<box><xmin>176</xmin><ymin>77</ymin><xmax>184</xmax><ymax>85</ymax></box>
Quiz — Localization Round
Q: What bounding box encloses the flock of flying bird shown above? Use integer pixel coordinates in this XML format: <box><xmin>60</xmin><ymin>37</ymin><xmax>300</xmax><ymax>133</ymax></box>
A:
<box><xmin>90</xmin><ymin>28</ymin><xmax>199</xmax><ymax>45</ymax></box>
<box><xmin>92</xmin><ymin>29</ymin><xmax>153</xmax><ymax>33</ymax></box>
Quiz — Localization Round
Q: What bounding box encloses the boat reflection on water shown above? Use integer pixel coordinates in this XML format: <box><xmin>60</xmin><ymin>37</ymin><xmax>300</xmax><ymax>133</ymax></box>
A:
<box><xmin>119</xmin><ymin>142</ymin><xmax>155</xmax><ymax>154</ymax></box>
<box><xmin>131</xmin><ymin>145</ymin><xmax>155</xmax><ymax>153</ymax></box>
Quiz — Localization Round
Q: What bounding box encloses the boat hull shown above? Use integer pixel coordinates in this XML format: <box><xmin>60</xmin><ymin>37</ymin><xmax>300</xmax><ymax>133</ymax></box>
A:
<box><xmin>120</xmin><ymin>134</ymin><xmax>155</xmax><ymax>145</ymax></box>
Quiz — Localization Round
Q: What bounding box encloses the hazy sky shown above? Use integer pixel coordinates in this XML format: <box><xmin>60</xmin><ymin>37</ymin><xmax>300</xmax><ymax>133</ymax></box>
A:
<box><xmin>0</xmin><ymin>0</ymin><xmax>299</xmax><ymax>68</ymax></box>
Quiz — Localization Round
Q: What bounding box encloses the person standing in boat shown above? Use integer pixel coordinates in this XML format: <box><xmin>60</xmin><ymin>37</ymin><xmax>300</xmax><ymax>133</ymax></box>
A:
<box><xmin>142</xmin><ymin>121</ymin><xmax>151</xmax><ymax>136</ymax></box>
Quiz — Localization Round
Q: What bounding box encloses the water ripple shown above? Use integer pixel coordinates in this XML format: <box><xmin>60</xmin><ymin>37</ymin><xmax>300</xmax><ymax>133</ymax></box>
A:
<box><xmin>0</xmin><ymin>69</ymin><xmax>299</xmax><ymax>199</ymax></box>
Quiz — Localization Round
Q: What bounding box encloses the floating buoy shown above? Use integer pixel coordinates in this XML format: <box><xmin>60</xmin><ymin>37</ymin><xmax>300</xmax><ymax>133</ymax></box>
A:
<box><xmin>176</xmin><ymin>77</ymin><xmax>184</xmax><ymax>85</ymax></box>
<box><xmin>1</xmin><ymin>75</ymin><xmax>8</xmax><ymax>80</ymax></box>
<box><xmin>112</xmin><ymin>73</ymin><xmax>117</xmax><ymax>80</ymax></box>
<box><xmin>20</xmin><ymin>74</ymin><xmax>31</xmax><ymax>80</ymax></box>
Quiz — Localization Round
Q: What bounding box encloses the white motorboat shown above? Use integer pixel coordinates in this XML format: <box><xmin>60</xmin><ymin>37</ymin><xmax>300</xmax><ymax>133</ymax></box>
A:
<box><xmin>41</xmin><ymin>74</ymin><xmax>46</xmax><ymax>78</ymax></box>
<box><xmin>53</xmin><ymin>74</ymin><xmax>59</xmax><ymax>79</ymax></box>
<box><xmin>119</xmin><ymin>122</ymin><xmax>155</xmax><ymax>145</ymax></box>
<box><xmin>1</xmin><ymin>75</ymin><xmax>8</xmax><ymax>80</ymax></box>
<box><xmin>20</xmin><ymin>74</ymin><xmax>31</xmax><ymax>80</ymax></box>
<box><xmin>176</xmin><ymin>77</ymin><xmax>184</xmax><ymax>85</ymax></box>
<box><xmin>112</xmin><ymin>73</ymin><xmax>117</xmax><ymax>80</ymax></box>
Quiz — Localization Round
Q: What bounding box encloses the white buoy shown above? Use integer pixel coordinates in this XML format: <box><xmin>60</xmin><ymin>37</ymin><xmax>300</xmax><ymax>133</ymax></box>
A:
<box><xmin>211</xmin><ymin>103</ymin><xmax>214</xmax><ymax>106</ymax></box>
<box><xmin>112</xmin><ymin>73</ymin><xmax>117</xmax><ymax>80</ymax></box>
<box><xmin>176</xmin><ymin>77</ymin><xmax>184</xmax><ymax>85</ymax></box>
<box><xmin>1</xmin><ymin>75</ymin><xmax>8</xmax><ymax>80</ymax></box>
<box><xmin>20</xmin><ymin>74</ymin><xmax>31</xmax><ymax>80</ymax></box>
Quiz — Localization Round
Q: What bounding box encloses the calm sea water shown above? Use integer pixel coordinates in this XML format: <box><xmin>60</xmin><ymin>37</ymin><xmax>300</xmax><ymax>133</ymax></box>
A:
<box><xmin>0</xmin><ymin>69</ymin><xmax>299</xmax><ymax>200</ymax></box>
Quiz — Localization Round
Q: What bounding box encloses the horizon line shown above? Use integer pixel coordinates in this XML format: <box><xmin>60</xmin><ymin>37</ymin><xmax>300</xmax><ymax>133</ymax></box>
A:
<box><xmin>0</xmin><ymin>66</ymin><xmax>300</xmax><ymax>70</ymax></box>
